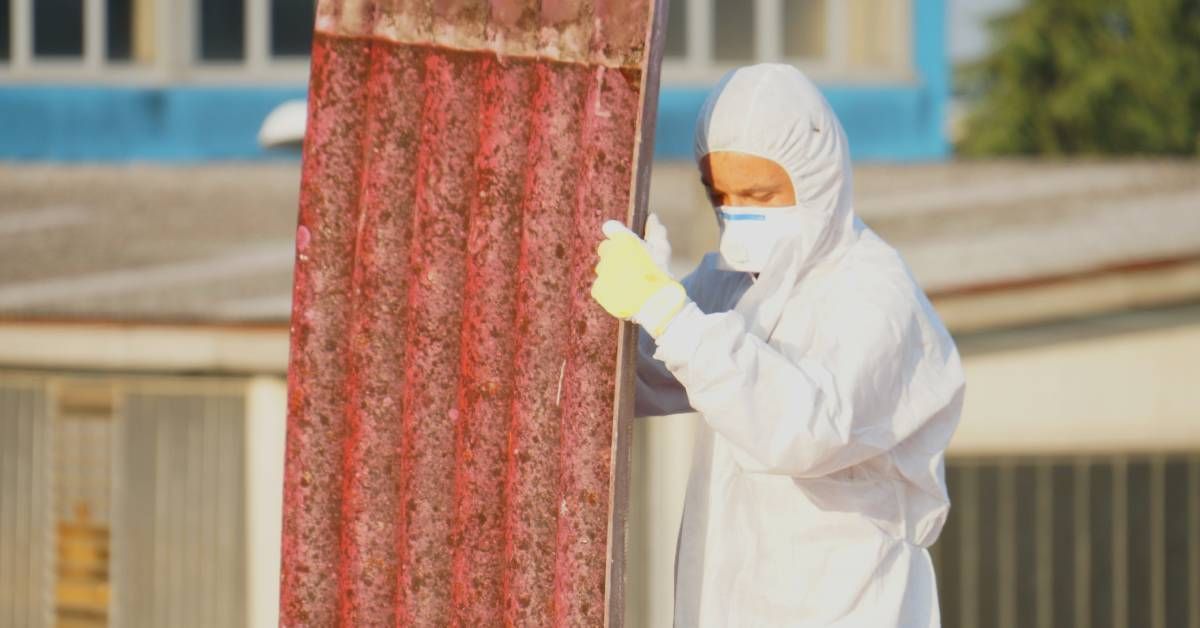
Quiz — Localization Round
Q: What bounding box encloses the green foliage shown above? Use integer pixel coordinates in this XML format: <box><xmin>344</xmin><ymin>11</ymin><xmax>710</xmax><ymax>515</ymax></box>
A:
<box><xmin>958</xmin><ymin>0</ymin><xmax>1200</xmax><ymax>156</ymax></box>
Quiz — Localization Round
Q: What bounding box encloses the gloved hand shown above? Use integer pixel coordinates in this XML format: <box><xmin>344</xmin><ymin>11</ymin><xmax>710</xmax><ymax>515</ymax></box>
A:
<box><xmin>644</xmin><ymin>213</ymin><xmax>672</xmax><ymax>271</ymax></box>
<box><xmin>591</xmin><ymin>218</ymin><xmax>688</xmax><ymax>338</ymax></box>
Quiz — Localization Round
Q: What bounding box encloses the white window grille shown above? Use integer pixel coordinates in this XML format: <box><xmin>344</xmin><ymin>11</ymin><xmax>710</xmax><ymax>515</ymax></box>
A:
<box><xmin>662</xmin><ymin>0</ymin><xmax>914</xmax><ymax>84</ymax></box>
<box><xmin>1</xmin><ymin>0</ymin><xmax>911</xmax><ymax>84</ymax></box>
<box><xmin>0</xmin><ymin>0</ymin><xmax>312</xmax><ymax>82</ymax></box>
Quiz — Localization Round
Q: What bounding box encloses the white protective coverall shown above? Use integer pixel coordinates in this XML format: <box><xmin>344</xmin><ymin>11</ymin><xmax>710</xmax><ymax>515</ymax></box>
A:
<box><xmin>636</xmin><ymin>64</ymin><xmax>965</xmax><ymax>627</ymax></box>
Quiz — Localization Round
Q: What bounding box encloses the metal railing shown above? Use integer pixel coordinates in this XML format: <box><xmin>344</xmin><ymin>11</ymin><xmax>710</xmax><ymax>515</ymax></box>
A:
<box><xmin>112</xmin><ymin>388</ymin><xmax>247</xmax><ymax>628</ymax></box>
<box><xmin>0</xmin><ymin>374</ymin><xmax>248</xmax><ymax>628</ymax></box>
<box><xmin>932</xmin><ymin>454</ymin><xmax>1200</xmax><ymax>628</ymax></box>
<box><xmin>0</xmin><ymin>378</ymin><xmax>53</xmax><ymax>628</ymax></box>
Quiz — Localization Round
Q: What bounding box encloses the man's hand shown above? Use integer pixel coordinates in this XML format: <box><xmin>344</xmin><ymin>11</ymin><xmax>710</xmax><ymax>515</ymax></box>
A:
<box><xmin>590</xmin><ymin>218</ymin><xmax>688</xmax><ymax>338</ymax></box>
<box><xmin>644</xmin><ymin>213</ymin><xmax>672</xmax><ymax>271</ymax></box>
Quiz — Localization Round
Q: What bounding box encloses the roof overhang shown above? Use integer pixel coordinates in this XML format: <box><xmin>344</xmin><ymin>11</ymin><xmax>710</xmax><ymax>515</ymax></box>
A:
<box><xmin>0</xmin><ymin>319</ymin><xmax>288</xmax><ymax>375</ymax></box>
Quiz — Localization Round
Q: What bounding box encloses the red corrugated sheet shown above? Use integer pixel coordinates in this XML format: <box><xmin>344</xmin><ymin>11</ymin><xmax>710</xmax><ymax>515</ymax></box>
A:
<box><xmin>280</xmin><ymin>1</ymin><xmax>666</xmax><ymax>625</ymax></box>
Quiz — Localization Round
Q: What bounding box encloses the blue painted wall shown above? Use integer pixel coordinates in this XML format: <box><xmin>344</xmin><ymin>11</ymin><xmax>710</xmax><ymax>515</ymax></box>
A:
<box><xmin>0</xmin><ymin>85</ymin><xmax>308</xmax><ymax>161</ymax></box>
<box><xmin>0</xmin><ymin>0</ymin><xmax>946</xmax><ymax>162</ymax></box>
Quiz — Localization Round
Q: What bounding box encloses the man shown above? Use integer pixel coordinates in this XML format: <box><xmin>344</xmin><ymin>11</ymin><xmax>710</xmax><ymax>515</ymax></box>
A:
<box><xmin>590</xmin><ymin>64</ymin><xmax>965</xmax><ymax>626</ymax></box>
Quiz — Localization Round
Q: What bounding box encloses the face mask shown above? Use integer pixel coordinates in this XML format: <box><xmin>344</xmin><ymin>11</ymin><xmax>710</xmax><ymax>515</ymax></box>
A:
<box><xmin>715</xmin><ymin>205</ymin><xmax>827</xmax><ymax>274</ymax></box>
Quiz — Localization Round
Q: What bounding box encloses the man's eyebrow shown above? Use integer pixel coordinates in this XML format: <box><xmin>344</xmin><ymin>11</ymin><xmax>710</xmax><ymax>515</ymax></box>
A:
<box><xmin>722</xmin><ymin>183</ymin><xmax>778</xmax><ymax>194</ymax></box>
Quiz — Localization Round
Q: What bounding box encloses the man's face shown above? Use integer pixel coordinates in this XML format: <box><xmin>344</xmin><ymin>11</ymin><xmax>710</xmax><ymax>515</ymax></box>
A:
<box><xmin>699</xmin><ymin>151</ymin><xmax>796</xmax><ymax>208</ymax></box>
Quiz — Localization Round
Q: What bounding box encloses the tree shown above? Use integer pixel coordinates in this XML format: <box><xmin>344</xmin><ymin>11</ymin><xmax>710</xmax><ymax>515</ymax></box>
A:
<box><xmin>958</xmin><ymin>0</ymin><xmax>1200</xmax><ymax>156</ymax></box>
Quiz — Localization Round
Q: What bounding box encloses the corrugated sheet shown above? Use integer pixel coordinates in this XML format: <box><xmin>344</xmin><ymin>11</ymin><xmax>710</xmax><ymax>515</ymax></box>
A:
<box><xmin>280</xmin><ymin>0</ymin><xmax>666</xmax><ymax>625</ymax></box>
<box><xmin>114</xmin><ymin>391</ymin><xmax>247</xmax><ymax>628</ymax></box>
<box><xmin>0</xmin><ymin>379</ymin><xmax>52</xmax><ymax>628</ymax></box>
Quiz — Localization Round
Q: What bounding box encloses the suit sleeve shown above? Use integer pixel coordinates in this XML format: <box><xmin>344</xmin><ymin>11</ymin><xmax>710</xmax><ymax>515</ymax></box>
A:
<box><xmin>634</xmin><ymin>326</ymin><xmax>693</xmax><ymax>417</ymax></box>
<box><xmin>651</xmin><ymin>296</ymin><xmax>963</xmax><ymax>477</ymax></box>
<box><xmin>633</xmin><ymin>269</ymin><xmax>702</xmax><ymax>417</ymax></box>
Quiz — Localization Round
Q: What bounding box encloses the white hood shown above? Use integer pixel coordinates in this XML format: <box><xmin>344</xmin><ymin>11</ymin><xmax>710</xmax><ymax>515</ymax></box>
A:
<box><xmin>693</xmin><ymin>64</ymin><xmax>861</xmax><ymax>339</ymax></box>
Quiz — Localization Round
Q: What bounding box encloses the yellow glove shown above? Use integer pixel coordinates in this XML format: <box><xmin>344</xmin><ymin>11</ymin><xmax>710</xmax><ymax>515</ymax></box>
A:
<box><xmin>590</xmin><ymin>220</ymin><xmax>688</xmax><ymax>338</ymax></box>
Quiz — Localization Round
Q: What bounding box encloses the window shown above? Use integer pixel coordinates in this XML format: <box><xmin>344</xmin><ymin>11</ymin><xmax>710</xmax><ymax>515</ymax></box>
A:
<box><xmin>0</xmin><ymin>0</ymin><xmax>10</xmax><ymax>61</ymax></box>
<box><xmin>783</xmin><ymin>0</ymin><xmax>827</xmax><ymax>60</ymax></box>
<box><xmin>106</xmin><ymin>0</ymin><xmax>157</xmax><ymax>62</ymax></box>
<box><xmin>107</xmin><ymin>0</ymin><xmax>134</xmax><ymax>60</ymax></box>
<box><xmin>712</xmin><ymin>0</ymin><xmax>754</xmax><ymax>62</ymax></box>
<box><xmin>5</xmin><ymin>0</ymin><xmax>155</xmax><ymax>72</ymax></box>
<box><xmin>271</xmin><ymin>0</ymin><xmax>314</xmax><ymax>57</ymax></box>
<box><xmin>844</xmin><ymin>0</ymin><xmax>907</xmax><ymax>71</ymax></box>
<box><xmin>105</xmin><ymin>0</ymin><xmax>154</xmax><ymax>62</ymax></box>
<box><xmin>664</xmin><ymin>0</ymin><xmax>912</xmax><ymax>82</ymax></box>
<box><xmin>665</xmin><ymin>0</ymin><xmax>687</xmax><ymax>58</ymax></box>
<box><xmin>34</xmin><ymin>0</ymin><xmax>84</xmax><ymax>57</ymax></box>
<box><xmin>1</xmin><ymin>0</ymin><xmax>313</xmax><ymax>79</ymax></box>
<box><xmin>200</xmin><ymin>0</ymin><xmax>246</xmax><ymax>61</ymax></box>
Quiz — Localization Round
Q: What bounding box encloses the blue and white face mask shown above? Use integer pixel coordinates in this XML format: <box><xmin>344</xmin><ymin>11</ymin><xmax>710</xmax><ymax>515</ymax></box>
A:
<box><xmin>715</xmin><ymin>205</ymin><xmax>826</xmax><ymax>274</ymax></box>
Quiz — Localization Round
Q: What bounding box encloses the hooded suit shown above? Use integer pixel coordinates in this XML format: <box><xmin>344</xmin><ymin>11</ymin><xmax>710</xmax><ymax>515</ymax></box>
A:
<box><xmin>636</xmin><ymin>64</ymin><xmax>965</xmax><ymax>627</ymax></box>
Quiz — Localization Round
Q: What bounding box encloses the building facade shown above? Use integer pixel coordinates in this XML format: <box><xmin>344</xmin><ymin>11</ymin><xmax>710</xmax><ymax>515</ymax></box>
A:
<box><xmin>0</xmin><ymin>0</ymin><xmax>949</xmax><ymax>161</ymax></box>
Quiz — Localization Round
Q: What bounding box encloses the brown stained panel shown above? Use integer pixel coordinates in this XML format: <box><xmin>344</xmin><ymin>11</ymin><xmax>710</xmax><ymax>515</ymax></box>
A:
<box><xmin>447</xmin><ymin>57</ymin><xmax>533</xmax><ymax>628</ymax></box>
<box><xmin>281</xmin><ymin>33</ymin><xmax>370</xmax><ymax>628</ymax></box>
<box><xmin>335</xmin><ymin>42</ymin><xmax>425</xmax><ymax>625</ymax></box>
<box><xmin>502</xmin><ymin>61</ymin><xmax>587</xmax><ymax>627</ymax></box>
<box><xmin>555</xmin><ymin>65</ymin><xmax>641</xmax><ymax>625</ymax></box>
<box><xmin>280</xmin><ymin>0</ymin><xmax>666</xmax><ymax>625</ymax></box>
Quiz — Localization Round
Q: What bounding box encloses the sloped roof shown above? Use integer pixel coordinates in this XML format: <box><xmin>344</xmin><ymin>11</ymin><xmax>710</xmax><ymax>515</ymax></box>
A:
<box><xmin>0</xmin><ymin>164</ymin><xmax>299</xmax><ymax>323</ymax></box>
<box><xmin>855</xmin><ymin>160</ymin><xmax>1200</xmax><ymax>294</ymax></box>
<box><xmin>1</xmin><ymin>160</ymin><xmax>1197</xmax><ymax>327</ymax></box>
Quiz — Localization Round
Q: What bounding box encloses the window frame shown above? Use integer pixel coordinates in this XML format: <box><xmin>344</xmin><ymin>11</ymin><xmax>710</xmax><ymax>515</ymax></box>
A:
<box><xmin>0</xmin><ymin>0</ymin><xmax>310</xmax><ymax>84</ymax></box>
<box><xmin>661</xmin><ymin>0</ymin><xmax>914</xmax><ymax>86</ymax></box>
<box><xmin>0</xmin><ymin>0</ymin><xmax>910</xmax><ymax>84</ymax></box>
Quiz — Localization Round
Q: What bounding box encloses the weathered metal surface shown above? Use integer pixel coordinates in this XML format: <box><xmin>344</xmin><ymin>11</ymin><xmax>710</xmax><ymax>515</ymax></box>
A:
<box><xmin>280</xmin><ymin>0</ymin><xmax>666</xmax><ymax>625</ymax></box>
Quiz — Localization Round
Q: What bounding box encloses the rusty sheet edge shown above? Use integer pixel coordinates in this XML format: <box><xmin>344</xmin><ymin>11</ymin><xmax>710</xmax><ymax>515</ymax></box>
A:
<box><xmin>603</xmin><ymin>0</ymin><xmax>669</xmax><ymax>626</ymax></box>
